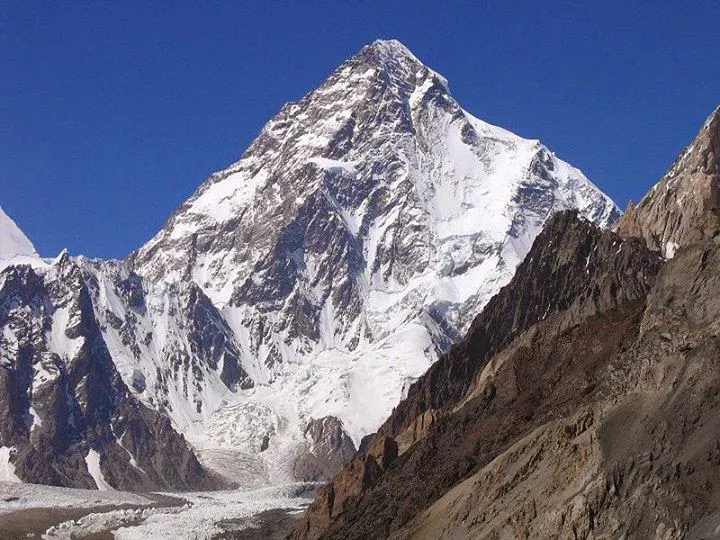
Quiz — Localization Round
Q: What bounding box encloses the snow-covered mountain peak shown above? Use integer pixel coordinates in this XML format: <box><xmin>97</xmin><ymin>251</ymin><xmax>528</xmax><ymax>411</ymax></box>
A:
<box><xmin>0</xmin><ymin>206</ymin><xmax>38</xmax><ymax>267</ymax></box>
<box><xmin>352</xmin><ymin>38</ymin><xmax>448</xmax><ymax>89</ymax></box>
<box><xmin>366</xmin><ymin>38</ymin><xmax>417</xmax><ymax>59</ymax></box>
<box><xmin>104</xmin><ymin>40</ymin><xmax>621</xmax><ymax>484</ymax></box>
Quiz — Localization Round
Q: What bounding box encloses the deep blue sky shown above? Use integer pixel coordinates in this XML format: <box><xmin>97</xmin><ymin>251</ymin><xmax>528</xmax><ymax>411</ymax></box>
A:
<box><xmin>2</xmin><ymin>1</ymin><xmax>719</xmax><ymax>259</ymax></box>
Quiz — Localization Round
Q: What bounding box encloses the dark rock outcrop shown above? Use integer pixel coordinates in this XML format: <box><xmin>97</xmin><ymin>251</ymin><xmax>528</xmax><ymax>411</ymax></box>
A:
<box><xmin>294</xmin><ymin>434</ymin><xmax>399</xmax><ymax>539</ymax></box>
<box><xmin>293</xmin><ymin>416</ymin><xmax>357</xmax><ymax>482</ymax></box>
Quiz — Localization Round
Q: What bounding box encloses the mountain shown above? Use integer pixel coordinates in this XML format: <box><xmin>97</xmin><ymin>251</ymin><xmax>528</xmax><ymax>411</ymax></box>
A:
<box><xmin>123</xmin><ymin>39</ymin><xmax>618</xmax><ymax>481</ymax></box>
<box><xmin>0</xmin><ymin>252</ymin><xmax>220</xmax><ymax>490</ymax></box>
<box><xmin>292</xmin><ymin>106</ymin><xmax>720</xmax><ymax>539</ymax></box>
<box><xmin>0</xmin><ymin>206</ymin><xmax>37</xmax><ymax>267</ymax></box>
<box><xmin>0</xmin><ymin>39</ymin><xmax>619</xmax><ymax>490</ymax></box>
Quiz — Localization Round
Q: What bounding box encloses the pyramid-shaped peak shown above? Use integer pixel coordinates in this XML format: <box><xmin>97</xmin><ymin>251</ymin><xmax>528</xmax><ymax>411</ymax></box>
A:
<box><xmin>351</xmin><ymin>39</ymin><xmax>426</xmax><ymax>71</ymax></box>
<box><xmin>343</xmin><ymin>38</ymin><xmax>450</xmax><ymax>94</ymax></box>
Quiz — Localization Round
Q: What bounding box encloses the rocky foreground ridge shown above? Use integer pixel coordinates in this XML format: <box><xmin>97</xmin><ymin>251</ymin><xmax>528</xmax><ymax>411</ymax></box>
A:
<box><xmin>292</xmin><ymin>107</ymin><xmax>720</xmax><ymax>539</ymax></box>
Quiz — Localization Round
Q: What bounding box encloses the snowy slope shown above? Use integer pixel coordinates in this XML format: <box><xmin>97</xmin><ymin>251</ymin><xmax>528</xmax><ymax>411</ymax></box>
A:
<box><xmin>93</xmin><ymin>39</ymin><xmax>618</xmax><ymax>483</ymax></box>
<box><xmin>0</xmin><ymin>206</ymin><xmax>38</xmax><ymax>269</ymax></box>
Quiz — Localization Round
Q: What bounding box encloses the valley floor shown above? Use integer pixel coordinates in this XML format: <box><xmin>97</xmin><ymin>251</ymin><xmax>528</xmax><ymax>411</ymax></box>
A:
<box><xmin>0</xmin><ymin>482</ymin><xmax>312</xmax><ymax>539</ymax></box>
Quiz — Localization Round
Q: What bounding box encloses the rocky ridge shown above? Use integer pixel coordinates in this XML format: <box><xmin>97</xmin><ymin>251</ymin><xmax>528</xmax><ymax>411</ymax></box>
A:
<box><xmin>617</xmin><ymin>106</ymin><xmax>720</xmax><ymax>257</ymax></box>
<box><xmin>0</xmin><ymin>253</ymin><xmax>219</xmax><ymax>490</ymax></box>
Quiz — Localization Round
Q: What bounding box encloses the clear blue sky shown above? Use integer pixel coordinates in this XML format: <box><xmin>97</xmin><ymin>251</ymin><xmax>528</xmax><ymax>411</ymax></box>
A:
<box><xmin>2</xmin><ymin>1</ymin><xmax>719</xmax><ymax>259</ymax></box>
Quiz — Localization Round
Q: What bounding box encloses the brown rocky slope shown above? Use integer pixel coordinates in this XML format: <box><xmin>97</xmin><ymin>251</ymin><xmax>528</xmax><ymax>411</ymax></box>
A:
<box><xmin>291</xmin><ymin>106</ymin><xmax>720</xmax><ymax>539</ymax></box>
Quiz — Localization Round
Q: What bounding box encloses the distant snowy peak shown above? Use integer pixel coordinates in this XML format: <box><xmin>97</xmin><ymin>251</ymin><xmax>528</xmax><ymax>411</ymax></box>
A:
<box><xmin>0</xmin><ymin>206</ymin><xmax>38</xmax><ymax>264</ymax></box>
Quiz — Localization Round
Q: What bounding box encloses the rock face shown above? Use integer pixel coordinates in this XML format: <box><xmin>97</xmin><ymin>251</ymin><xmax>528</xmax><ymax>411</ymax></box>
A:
<box><xmin>75</xmin><ymin>257</ymin><xmax>253</xmax><ymax>437</ymax></box>
<box><xmin>292</xmin><ymin>106</ymin><xmax>720</xmax><ymax>539</ymax></box>
<box><xmin>0</xmin><ymin>254</ymin><xmax>220</xmax><ymax>490</ymax></box>
<box><xmin>616</xmin><ymin>106</ymin><xmax>720</xmax><ymax>257</ymax></box>
<box><xmin>0</xmin><ymin>39</ymin><xmax>619</xmax><ymax>489</ymax></box>
<box><xmin>293</xmin><ymin>416</ymin><xmax>357</xmax><ymax>482</ymax></box>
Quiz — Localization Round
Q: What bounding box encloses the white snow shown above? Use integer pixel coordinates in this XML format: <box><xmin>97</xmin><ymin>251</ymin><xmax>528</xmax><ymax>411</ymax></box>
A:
<box><xmin>0</xmin><ymin>206</ymin><xmax>47</xmax><ymax>272</ymax></box>
<box><xmin>0</xmin><ymin>206</ymin><xmax>37</xmax><ymax>262</ymax></box>
<box><xmin>308</xmin><ymin>156</ymin><xmax>357</xmax><ymax>174</ymax></box>
<box><xmin>24</xmin><ymin>406</ymin><xmax>41</xmax><ymax>432</ymax></box>
<box><xmin>85</xmin><ymin>450</ymin><xmax>114</xmax><ymax>491</ymax></box>
<box><xmin>46</xmin><ymin>306</ymin><xmax>84</xmax><ymax>362</ymax></box>
<box><xmin>0</xmin><ymin>447</ymin><xmax>21</xmax><ymax>483</ymax></box>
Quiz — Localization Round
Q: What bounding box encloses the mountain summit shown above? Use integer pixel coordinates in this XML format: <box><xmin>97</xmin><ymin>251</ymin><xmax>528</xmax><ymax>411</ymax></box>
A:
<box><xmin>0</xmin><ymin>40</ymin><xmax>619</xmax><ymax>489</ymax></box>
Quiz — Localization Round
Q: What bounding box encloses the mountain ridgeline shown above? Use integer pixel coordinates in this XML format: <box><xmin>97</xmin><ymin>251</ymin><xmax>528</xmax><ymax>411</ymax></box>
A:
<box><xmin>292</xmin><ymin>107</ymin><xmax>720</xmax><ymax>539</ymax></box>
<box><xmin>0</xmin><ymin>39</ymin><xmax>619</xmax><ymax>490</ymax></box>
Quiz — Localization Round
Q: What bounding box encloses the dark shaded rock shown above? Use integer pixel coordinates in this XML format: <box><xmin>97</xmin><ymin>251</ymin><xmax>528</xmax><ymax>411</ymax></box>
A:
<box><xmin>293</xmin><ymin>416</ymin><xmax>356</xmax><ymax>482</ymax></box>
<box><xmin>355</xmin><ymin>433</ymin><xmax>375</xmax><ymax>457</ymax></box>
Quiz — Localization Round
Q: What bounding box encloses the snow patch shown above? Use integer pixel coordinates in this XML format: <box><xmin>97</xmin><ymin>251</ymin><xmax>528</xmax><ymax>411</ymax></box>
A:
<box><xmin>85</xmin><ymin>450</ymin><xmax>114</xmax><ymax>491</ymax></box>
<box><xmin>308</xmin><ymin>157</ymin><xmax>356</xmax><ymax>174</ymax></box>
<box><xmin>46</xmin><ymin>307</ymin><xmax>84</xmax><ymax>361</ymax></box>
<box><xmin>0</xmin><ymin>447</ymin><xmax>21</xmax><ymax>483</ymax></box>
